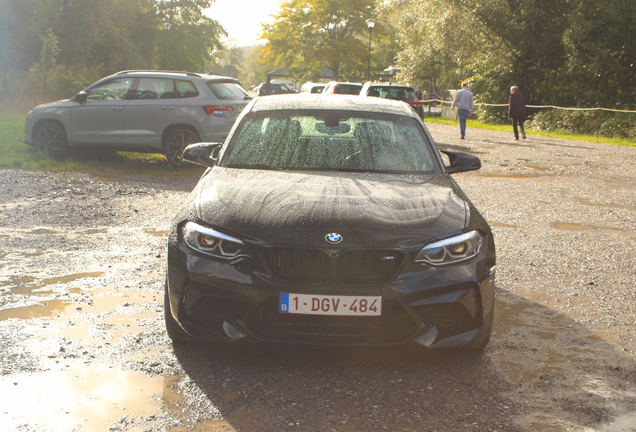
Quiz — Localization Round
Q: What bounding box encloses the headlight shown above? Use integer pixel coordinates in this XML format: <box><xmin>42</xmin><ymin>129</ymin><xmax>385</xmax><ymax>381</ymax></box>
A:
<box><xmin>415</xmin><ymin>230</ymin><xmax>483</xmax><ymax>266</ymax></box>
<box><xmin>182</xmin><ymin>222</ymin><xmax>249</xmax><ymax>259</ymax></box>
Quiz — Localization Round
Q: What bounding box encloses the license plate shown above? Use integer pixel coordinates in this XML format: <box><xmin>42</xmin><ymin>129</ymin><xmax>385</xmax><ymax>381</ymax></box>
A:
<box><xmin>279</xmin><ymin>293</ymin><xmax>382</xmax><ymax>316</ymax></box>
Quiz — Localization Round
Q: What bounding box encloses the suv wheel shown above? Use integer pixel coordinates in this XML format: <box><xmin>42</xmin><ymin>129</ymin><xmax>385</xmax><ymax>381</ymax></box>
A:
<box><xmin>34</xmin><ymin>122</ymin><xmax>69</xmax><ymax>159</ymax></box>
<box><xmin>164</xmin><ymin>128</ymin><xmax>199</xmax><ymax>167</ymax></box>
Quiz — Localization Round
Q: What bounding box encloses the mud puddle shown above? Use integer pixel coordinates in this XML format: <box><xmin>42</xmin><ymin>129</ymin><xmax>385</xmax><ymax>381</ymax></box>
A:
<box><xmin>576</xmin><ymin>198</ymin><xmax>636</xmax><ymax>211</ymax></box>
<box><xmin>552</xmin><ymin>222</ymin><xmax>628</xmax><ymax>232</ymax></box>
<box><xmin>0</xmin><ymin>363</ymin><xmax>234</xmax><ymax>432</ymax></box>
<box><xmin>1</xmin><ymin>272</ymin><xmax>105</xmax><ymax>296</ymax></box>
<box><xmin>474</xmin><ymin>173</ymin><xmax>544</xmax><ymax>179</ymax></box>
<box><xmin>493</xmin><ymin>295</ymin><xmax>636</xmax><ymax>431</ymax></box>
<box><xmin>2</xmin><ymin>290</ymin><xmax>635</xmax><ymax>432</ymax></box>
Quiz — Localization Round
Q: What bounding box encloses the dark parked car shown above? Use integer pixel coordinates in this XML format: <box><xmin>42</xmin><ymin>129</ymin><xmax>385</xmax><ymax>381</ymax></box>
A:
<box><xmin>321</xmin><ymin>81</ymin><xmax>363</xmax><ymax>95</ymax></box>
<box><xmin>165</xmin><ymin>94</ymin><xmax>496</xmax><ymax>350</ymax></box>
<box><xmin>256</xmin><ymin>82</ymin><xmax>297</xmax><ymax>96</ymax></box>
<box><xmin>360</xmin><ymin>82</ymin><xmax>424</xmax><ymax>118</ymax></box>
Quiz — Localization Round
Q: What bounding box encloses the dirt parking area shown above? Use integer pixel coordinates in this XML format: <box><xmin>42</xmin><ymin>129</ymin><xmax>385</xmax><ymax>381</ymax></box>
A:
<box><xmin>0</xmin><ymin>124</ymin><xmax>635</xmax><ymax>432</ymax></box>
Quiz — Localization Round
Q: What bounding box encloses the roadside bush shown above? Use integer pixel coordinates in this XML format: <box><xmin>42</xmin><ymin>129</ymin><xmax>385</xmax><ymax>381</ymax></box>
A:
<box><xmin>0</xmin><ymin>65</ymin><xmax>102</xmax><ymax>113</ymax></box>
<box><xmin>476</xmin><ymin>105</ymin><xmax>509</xmax><ymax>125</ymax></box>
<box><xmin>527</xmin><ymin>110</ymin><xmax>636</xmax><ymax>140</ymax></box>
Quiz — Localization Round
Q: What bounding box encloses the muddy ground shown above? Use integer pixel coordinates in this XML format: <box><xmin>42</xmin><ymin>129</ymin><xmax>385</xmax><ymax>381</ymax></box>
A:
<box><xmin>0</xmin><ymin>123</ymin><xmax>635</xmax><ymax>432</ymax></box>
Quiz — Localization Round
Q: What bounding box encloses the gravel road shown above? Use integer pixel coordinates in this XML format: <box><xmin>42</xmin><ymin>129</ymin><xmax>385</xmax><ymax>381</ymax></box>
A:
<box><xmin>0</xmin><ymin>123</ymin><xmax>635</xmax><ymax>432</ymax></box>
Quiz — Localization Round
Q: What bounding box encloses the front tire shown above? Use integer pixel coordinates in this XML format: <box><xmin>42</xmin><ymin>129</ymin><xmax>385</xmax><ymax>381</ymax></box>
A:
<box><xmin>164</xmin><ymin>129</ymin><xmax>199</xmax><ymax>167</ymax></box>
<box><xmin>33</xmin><ymin>122</ymin><xmax>69</xmax><ymax>159</ymax></box>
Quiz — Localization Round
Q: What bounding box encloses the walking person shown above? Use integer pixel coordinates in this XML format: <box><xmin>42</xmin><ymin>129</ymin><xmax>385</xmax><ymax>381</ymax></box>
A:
<box><xmin>508</xmin><ymin>85</ymin><xmax>526</xmax><ymax>140</ymax></box>
<box><xmin>451</xmin><ymin>82</ymin><xmax>473</xmax><ymax>140</ymax></box>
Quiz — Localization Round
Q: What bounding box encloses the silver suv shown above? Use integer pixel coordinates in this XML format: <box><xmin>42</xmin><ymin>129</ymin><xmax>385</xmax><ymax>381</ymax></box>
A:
<box><xmin>24</xmin><ymin>70</ymin><xmax>252</xmax><ymax>166</ymax></box>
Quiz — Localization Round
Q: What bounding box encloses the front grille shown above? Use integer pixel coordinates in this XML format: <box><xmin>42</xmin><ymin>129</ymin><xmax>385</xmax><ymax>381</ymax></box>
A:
<box><xmin>262</xmin><ymin>248</ymin><xmax>405</xmax><ymax>285</ymax></box>
<box><xmin>263</xmin><ymin>248</ymin><xmax>330</xmax><ymax>284</ymax></box>
<box><xmin>336</xmin><ymin>251</ymin><xmax>404</xmax><ymax>285</ymax></box>
<box><xmin>245</xmin><ymin>299</ymin><xmax>418</xmax><ymax>344</ymax></box>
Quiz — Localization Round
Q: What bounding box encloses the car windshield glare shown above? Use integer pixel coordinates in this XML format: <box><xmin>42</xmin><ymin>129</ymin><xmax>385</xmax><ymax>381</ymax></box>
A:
<box><xmin>225</xmin><ymin>111</ymin><xmax>438</xmax><ymax>173</ymax></box>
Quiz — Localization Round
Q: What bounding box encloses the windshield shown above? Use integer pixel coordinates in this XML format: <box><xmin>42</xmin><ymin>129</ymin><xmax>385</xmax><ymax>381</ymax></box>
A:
<box><xmin>224</xmin><ymin>111</ymin><xmax>439</xmax><ymax>174</ymax></box>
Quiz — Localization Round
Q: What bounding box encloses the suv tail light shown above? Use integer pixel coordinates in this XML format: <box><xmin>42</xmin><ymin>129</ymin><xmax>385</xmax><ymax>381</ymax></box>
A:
<box><xmin>407</xmin><ymin>100</ymin><xmax>423</xmax><ymax>106</ymax></box>
<box><xmin>203</xmin><ymin>106</ymin><xmax>234</xmax><ymax>117</ymax></box>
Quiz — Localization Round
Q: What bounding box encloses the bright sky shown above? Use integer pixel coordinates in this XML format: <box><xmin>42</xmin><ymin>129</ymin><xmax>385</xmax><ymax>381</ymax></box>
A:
<box><xmin>204</xmin><ymin>0</ymin><xmax>282</xmax><ymax>47</ymax></box>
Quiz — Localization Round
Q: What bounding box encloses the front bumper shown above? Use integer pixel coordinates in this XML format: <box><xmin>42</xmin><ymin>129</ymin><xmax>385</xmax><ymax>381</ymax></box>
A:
<box><xmin>166</xmin><ymin>228</ymin><xmax>496</xmax><ymax>348</ymax></box>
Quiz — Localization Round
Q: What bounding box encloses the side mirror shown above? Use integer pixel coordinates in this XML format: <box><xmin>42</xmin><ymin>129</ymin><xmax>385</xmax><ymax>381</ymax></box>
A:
<box><xmin>182</xmin><ymin>142</ymin><xmax>223</xmax><ymax>167</ymax></box>
<box><xmin>440</xmin><ymin>149</ymin><xmax>481</xmax><ymax>174</ymax></box>
<box><xmin>73</xmin><ymin>91</ymin><xmax>88</xmax><ymax>103</ymax></box>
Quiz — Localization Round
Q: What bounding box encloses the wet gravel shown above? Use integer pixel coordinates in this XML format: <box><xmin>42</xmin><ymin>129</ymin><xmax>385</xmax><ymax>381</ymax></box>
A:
<box><xmin>0</xmin><ymin>124</ymin><xmax>635</xmax><ymax>432</ymax></box>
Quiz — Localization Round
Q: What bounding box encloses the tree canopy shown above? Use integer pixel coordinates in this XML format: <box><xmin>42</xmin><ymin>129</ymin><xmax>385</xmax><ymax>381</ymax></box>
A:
<box><xmin>0</xmin><ymin>0</ymin><xmax>225</xmax><ymax>76</ymax></box>
<box><xmin>383</xmin><ymin>0</ymin><xmax>636</xmax><ymax>110</ymax></box>
<box><xmin>261</xmin><ymin>0</ymin><xmax>378</xmax><ymax>81</ymax></box>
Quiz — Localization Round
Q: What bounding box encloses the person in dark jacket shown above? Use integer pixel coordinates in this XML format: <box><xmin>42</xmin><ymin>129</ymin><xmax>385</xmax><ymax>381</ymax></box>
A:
<box><xmin>508</xmin><ymin>86</ymin><xmax>526</xmax><ymax>140</ymax></box>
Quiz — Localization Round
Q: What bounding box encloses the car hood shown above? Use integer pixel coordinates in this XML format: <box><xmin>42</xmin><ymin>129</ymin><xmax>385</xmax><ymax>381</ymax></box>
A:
<box><xmin>32</xmin><ymin>99</ymin><xmax>74</xmax><ymax>110</ymax></box>
<box><xmin>196</xmin><ymin>168</ymin><xmax>468</xmax><ymax>248</ymax></box>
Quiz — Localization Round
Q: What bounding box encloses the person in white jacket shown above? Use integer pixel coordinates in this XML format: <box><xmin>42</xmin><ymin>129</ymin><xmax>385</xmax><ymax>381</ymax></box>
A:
<box><xmin>451</xmin><ymin>82</ymin><xmax>474</xmax><ymax>140</ymax></box>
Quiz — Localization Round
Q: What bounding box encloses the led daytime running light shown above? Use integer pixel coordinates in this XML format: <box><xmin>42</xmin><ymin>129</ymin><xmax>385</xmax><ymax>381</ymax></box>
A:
<box><xmin>415</xmin><ymin>231</ymin><xmax>483</xmax><ymax>266</ymax></box>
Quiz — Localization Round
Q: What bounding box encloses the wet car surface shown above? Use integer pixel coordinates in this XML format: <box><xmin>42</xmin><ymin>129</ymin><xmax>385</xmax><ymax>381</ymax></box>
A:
<box><xmin>1</xmin><ymin>123</ymin><xmax>635</xmax><ymax>431</ymax></box>
<box><xmin>165</xmin><ymin>95</ymin><xmax>495</xmax><ymax>349</ymax></box>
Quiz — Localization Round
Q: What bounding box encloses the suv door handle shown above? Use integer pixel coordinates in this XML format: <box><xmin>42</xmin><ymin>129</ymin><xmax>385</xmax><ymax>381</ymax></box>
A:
<box><xmin>162</xmin><ymin>107</ymin><xmax>174</xmax><ymax>111</ymax></box>
<box><xmin>111</xmin><ymin>107</ymin><xmax>124</xmax><ymax>111</ymax></box>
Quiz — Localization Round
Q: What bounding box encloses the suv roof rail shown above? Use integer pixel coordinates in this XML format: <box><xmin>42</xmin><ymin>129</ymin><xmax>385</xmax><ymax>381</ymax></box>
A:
<box><xmin>115</xmin><ymin>70</ymin><xmax>202</xmax><ymax>77</ymax></box>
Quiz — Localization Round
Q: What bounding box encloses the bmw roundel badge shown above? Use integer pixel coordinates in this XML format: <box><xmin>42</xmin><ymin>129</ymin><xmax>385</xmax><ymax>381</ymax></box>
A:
<box><xmin>325</xmin><ymin>233</ymin><xmax>343</xmax><ymax>244</ymax></box>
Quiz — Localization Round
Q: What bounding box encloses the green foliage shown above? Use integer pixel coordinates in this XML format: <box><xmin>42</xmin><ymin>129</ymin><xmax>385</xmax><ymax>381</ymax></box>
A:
<box><xmin>1</xmin><ymin>0</ymin><xmax>227</xmax><ymax>78</ymax></box>
<box><xmin>564</xmin><ymin>0</ymin><xmax>636</xmax><ymax>108</ymax></box>
<box><xmin>0</xmin><ymin>0</ymin><xmax>229</xmax><ymax>108</ymax></box>
<box><xmin>262</xmin><ymin>0</ymin><xmax>377</xmax><ymax>81</ymax></box>
<box><xmin>157</xmin><ymin>0</ymin><xmax>226</xmax><ymax>72</ymax></box>
<box><xmin>29</xmin><ymin>29</ymin><xmax>60</xmax><ymax>93</ymax></box>
<box><xmin>381</xmin><ymin>0</ymin><xmax>484</xmax><ymax>90</ymax></box>
<box><xmin>48</xmin><ymin>0</ymin><xmax>158</xmax><ymax>75</ymax></box>
<box><xmin>243</xmin><ymin>46</ymin><xmax>274</xmax><ymax>86</ymax></box>
<box><xmin>0</xmin><ymin>65</ymin><xmax>103</xmax><ymax>108</ymax></box>
<box><xmin>527</xmin><ymin>110</ymin><xmax>636</xmax><ymax>141</ymax></box>
<box><xmin>0</xmin><ymin>114</ymin><xmax>208</xmax><ymax>174</ymax></box>
<box><xmin>424</xmin><ymin>115</ymin><xmax>636</xmax><ymax>147</ymax></box>
<box><xmin>385</xmin><ymin>0</ymin><xmax>636</xmax><ymax>114</ymax></box>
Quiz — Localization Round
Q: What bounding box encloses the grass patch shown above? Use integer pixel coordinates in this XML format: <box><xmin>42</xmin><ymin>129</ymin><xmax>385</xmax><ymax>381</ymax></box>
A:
<box><xmin>3</xmin><ymin>112</ymin><xmax>634</xmax><ymax>177</ymax></box>
<box><xmin>423</xmin><ymin>116</ymin><xmax>636</xmax><ymax>147</ymax></box>
<box><xmin>0</xmin><ymin>114</ymin><xmax>206</xmax><ymax>178</ymax></box>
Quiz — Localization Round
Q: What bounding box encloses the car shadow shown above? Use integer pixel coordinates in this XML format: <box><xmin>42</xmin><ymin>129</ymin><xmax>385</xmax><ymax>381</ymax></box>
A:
<box><xmin>169</xmin><ymin>290</ymin><xmax>636</xmax><ymax>432</ymax></box>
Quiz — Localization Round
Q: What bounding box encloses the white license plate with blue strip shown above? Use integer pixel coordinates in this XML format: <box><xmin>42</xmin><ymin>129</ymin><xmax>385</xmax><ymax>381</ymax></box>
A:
<box><xmin>279</xmin><ymin>293</ymin><xmax>382</xmax><ymax>316</ymax></box>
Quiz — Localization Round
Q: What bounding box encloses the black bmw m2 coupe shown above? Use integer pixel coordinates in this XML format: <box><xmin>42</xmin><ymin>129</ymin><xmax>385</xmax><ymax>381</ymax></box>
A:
<box><xmin>165</xmin><ymin>94</ymin><xmax>496</xmax><ymax>350</ymax></box>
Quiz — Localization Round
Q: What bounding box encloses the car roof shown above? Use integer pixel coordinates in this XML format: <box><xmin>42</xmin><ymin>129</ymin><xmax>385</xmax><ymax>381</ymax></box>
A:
<box><xmin>112</xmin><ymin>70</ymin><xmax>239</xmax><ymax>81</ymax></box>
<box><xmin>366</xmin><ymin>82</ymin><xmax>414</xmax><ymax>89</ymax></box>
<box><xmin>250</xmin><ymin>94</ymin><xmax>416</xmax><ymax>117</ymax></box>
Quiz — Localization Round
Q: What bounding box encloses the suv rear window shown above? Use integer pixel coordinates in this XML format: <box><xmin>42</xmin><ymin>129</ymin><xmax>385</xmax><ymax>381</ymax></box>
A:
<box><xmin>207</xmin><ymin>81</ymin><xmax>250</xmax><ymax>100</ymax></box>
<box><xmin>176</xmin><ymin>80</ymin><xmax>199</xmax><ymax>98</ymax></box>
